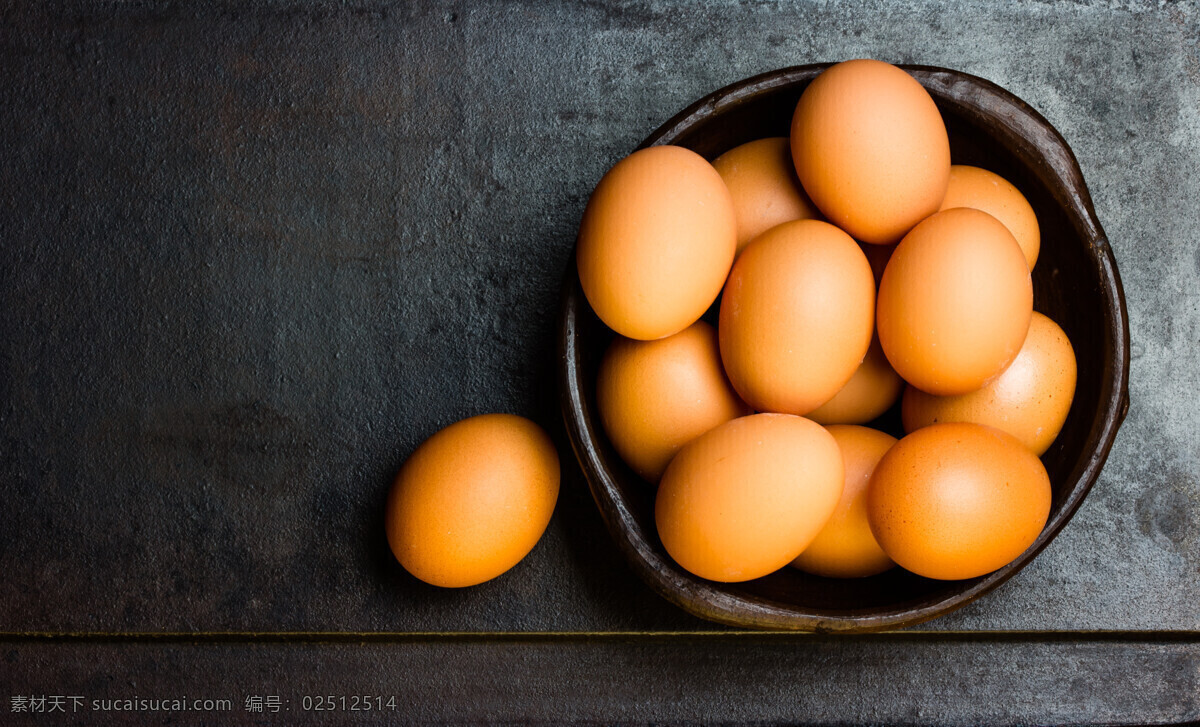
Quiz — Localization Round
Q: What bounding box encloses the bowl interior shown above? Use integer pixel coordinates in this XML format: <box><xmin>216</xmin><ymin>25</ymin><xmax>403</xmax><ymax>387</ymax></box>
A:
<box><xmin>560</xmin><ymin>65</ymin><xmax>1129</xmax><ymax>631</ymax></box>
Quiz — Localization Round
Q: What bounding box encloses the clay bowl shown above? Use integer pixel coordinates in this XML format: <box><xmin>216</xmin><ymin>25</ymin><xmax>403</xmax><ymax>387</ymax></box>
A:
<box><xmin>558</xmin><ymin>64</ymin><xmax>1130</xmax><ymax>632</ymax></box>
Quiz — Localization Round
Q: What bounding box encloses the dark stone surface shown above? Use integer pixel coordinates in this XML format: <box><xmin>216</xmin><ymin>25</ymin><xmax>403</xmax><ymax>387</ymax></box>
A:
<box><xmin>0</xmin><ymin>634</ymin><xmax>1197</xmax><ymax>724</ymax></box>
<box><xmin>0</xmin><ymin>0</ymin><xmax>1196</xmax><ymax>636</ymax></box>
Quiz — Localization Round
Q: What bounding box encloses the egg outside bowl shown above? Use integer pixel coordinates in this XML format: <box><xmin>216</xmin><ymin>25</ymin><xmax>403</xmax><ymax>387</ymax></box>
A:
<box><xmin>558</xmin><ymin>64</ymin><xmax>1130</xmax><ymax>632</ymax></box>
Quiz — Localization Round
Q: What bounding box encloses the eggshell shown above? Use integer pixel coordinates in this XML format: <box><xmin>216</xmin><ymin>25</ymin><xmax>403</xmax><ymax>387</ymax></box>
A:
<box><xmin>576</xmin><ymin>145</ymin><xmax>737</xmax><ymax>340</ymax></box>
<box><xmin>711</xmin><ymin>137</ymin><xmax>821</xmax><ymax>256</ymax></box>
<box><xmin>719</xmin><ymin>219</ymin><xmax>875</xmax><ymax>415</ymax></box>
<box><xmin>902</xmin><ymin>311</ymin><xmax>1077</xmax><ymax>455</ymax></box>
<box><xmin>877</xmin><ymin>207</ymin><xmax>1033</xmax><ymax>396</ymax></box>
<box><xmin>385</xmin><ymin>414</ymin><xmax>560</xmax><ymax>588</ymax></box>
<box><xmin>656</xmin><ymin>413</ymin><xmax>844</xmax><ymax>582</ymax></box>
<box><xmin>791</xmin><ymin>59</ymin><xmax>950</xmax><ymax>245</ymax></box>
<box><xmin>792</xmin><ymin>425</ymin><xmax>897</xmax><ymax>579</ymax></box>
<box><xmin>807</xmin><ymin>335</ymin><xmax>904</xmax><ymax>425</ymax></box>
<box><xmin>866</xmin><ymin>422</ymin><xmax>1051</xmax><ymax>581</ymax></box>
<box><xmin>597</xmin><ymin>321</ymin><xmax>749</xmax><ymax>483</ymax></box>
<box><xmin>940</xmin><ymin>165</ymin><xmax>1041</xmax><ymax>269</ymax></box>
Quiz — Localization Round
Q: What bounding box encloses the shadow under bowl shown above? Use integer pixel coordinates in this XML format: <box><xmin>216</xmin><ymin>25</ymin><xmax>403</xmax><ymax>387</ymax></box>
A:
<box><xmin>558</xmin><ymin>64</ymin><xmax>1131</xmax><ymax>632</ymax></box>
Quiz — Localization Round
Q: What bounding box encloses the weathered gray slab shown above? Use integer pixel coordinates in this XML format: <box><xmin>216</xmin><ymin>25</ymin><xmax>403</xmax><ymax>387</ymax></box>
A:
<box><xmin>0</xmin><ymin>1</ymin><xmax>1196</xmax><ymax>634</ymax></box>
<box><xmin>0</xmin><ymin>634</ymin><xmax>1197</xmax><ymax>725</ymax></box>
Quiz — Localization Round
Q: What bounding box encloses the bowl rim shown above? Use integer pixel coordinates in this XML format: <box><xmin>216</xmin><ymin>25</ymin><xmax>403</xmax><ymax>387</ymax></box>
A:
<box><xmin>558</xmin><ymin>63</ymin><xmax>1131</xmax><ymax>632</ymax></box>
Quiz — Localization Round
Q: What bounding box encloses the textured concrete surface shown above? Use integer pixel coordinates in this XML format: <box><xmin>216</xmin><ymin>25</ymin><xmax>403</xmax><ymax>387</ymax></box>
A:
<box><xmin>0</xmin><ymin>0</ymin><xmax>1197</xmax><ymax>635</ymax></box>
<box><xmin>1</xmin><ymin>634</ymin><xmax>1197</xmax><ymax>725</ymax></box>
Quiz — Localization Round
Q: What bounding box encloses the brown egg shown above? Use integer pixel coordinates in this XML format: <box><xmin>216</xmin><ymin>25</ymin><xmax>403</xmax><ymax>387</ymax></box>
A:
<box><xmin>597</xmin><ymin>321</ymin><xmax>750</xmax><ymax>483</ymax></box>
<box><xmin>576</xmin><ymin>145</ymin><xmax>737</xmax><ymax>341</ymax></box>
<box><xmin>807</xmin><ymin>335</ymin><xmax>904</xmax><ymax>425</ymax></box>
<box><xmin>792</xmin><ymin>425</ymin><xmax>897</xmax><ymax>579</ymax></box>
<box><xmin>791</xmin><ymin>59</ymin><xmax>950</xmax><ymax>245</ymax></box>
<box><xmin>866</xmin><ymin>422</ymin><xmax>1051</xmax><ymax>581</ymax></box>
<box><xmin>711</xmin><ymin>137</ymin><xmax>821</xmax><ymax>256</ymax></box>
<box><xmin>877</xmin><ymin>207</ymin><xmax>1033</xmax><ymax>396</ymax></box>
<box><xmin>902</xmin><ymin>312</ymin><xmax>1077</xmax><ymax>455</ymax></box>
<box><xmin>940</xmin><ymin>165</ymin><xmax>1041</xmax><ymax>269</ymax></box>
<box><xmin>386</xmin><ymin>414</ymin><xmax>560</xmax><ymax>588</ymax></box>
<box><xmin>656</xmin><ymin>413</ymin><xmax>844</xmax><ymax>582</ymax></box>
<box><xmin>719</xmin><ymin>219</ymin><xmax>875</xmax><ymax>415</ymax></box>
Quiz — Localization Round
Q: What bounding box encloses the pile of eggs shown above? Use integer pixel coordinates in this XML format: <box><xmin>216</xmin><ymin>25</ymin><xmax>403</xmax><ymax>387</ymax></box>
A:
<box><xmin>579</xmin><ymin>59</ymin><xmax>1077</xmax><ymax>583</ymax></box>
